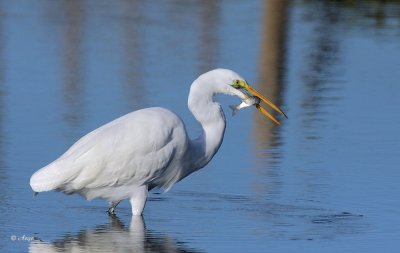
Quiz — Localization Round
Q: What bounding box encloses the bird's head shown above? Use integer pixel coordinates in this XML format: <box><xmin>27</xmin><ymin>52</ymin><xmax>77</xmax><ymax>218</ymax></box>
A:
<box><xmin>199</xmin><ymin>68</ymin><xmax>287</xmax><ymax>125</ymax></box>
<box><xmin>230</xmin><ymin>78</ymin><xmax>287</xmax><ymax>125</ymax></box>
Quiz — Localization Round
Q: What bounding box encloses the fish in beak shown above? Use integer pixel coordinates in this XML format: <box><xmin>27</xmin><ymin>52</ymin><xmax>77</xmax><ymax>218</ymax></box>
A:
<box><xmin>232</xmin><ymin>79</ymin><xmax>287</xmax><ymax>125</ymax></box>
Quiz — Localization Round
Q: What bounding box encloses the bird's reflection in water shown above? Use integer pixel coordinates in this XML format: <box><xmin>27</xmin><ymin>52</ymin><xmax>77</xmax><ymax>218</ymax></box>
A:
<box><xmin>29</xmin><ymin>216</ymin><xmax>201</xmax><ymax>253</ymax></box>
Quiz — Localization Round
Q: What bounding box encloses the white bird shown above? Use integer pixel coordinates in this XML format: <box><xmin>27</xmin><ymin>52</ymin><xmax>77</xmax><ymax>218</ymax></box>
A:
<box><xmin>30</xmin><ymin>69</ymin><xmax>287</xmax><ymax>216</ymax></box>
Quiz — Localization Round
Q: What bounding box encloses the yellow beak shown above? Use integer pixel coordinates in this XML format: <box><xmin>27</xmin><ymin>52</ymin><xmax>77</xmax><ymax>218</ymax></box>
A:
<box><xmin>242</xmin><ymin>82</ymin><xmax>287</xmax><ymax>125</ymax></box>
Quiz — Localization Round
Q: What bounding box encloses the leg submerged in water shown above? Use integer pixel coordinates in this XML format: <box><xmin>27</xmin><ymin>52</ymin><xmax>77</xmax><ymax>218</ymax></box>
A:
<box><xmin>130</xmin><ymin>185</ymin><xmax>148</xmax><ymax>216</ymax></box>
<box><xmin>108</xmin><ymin>201</ymin><xmax>120</xmax><ymax>215</ymax></box>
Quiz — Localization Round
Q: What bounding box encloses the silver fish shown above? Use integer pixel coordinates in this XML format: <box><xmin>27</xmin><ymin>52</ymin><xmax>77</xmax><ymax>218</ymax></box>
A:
<box><xmin>229</xmin><ymin>96</ymin><xmax>261</xmax><ymax>116</ymax></box>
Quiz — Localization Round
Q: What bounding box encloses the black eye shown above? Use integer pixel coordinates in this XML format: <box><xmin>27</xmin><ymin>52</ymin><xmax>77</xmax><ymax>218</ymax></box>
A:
<box><xmin>232</xmin><ymin>80</ymin><xmax>242</xmax><ymax>88</ymax></box>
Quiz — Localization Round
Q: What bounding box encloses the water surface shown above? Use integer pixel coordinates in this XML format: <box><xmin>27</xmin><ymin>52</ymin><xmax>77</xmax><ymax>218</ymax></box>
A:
<box><xmin>1</xmin><ymin>0</ymin><xmax>400</xmax><ymax>252</ymax></box>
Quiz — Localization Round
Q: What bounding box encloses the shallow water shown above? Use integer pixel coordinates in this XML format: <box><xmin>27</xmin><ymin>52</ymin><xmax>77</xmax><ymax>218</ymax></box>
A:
<box><xmin>1</xmin><ymin>0</ymin><xmax>400</xmax><ymax>252</ymax></box>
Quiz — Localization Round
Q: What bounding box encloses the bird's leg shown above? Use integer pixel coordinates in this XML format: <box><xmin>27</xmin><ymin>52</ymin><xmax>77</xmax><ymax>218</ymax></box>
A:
<box><xmin>108</xmin><ymin>201</ymin><xmax>120</xmax><ymax>215</ymax></box>
<box><xmin>130</xmin><ymin>185</ymin><xmax>148</xmax><ymax>216</ymax></box>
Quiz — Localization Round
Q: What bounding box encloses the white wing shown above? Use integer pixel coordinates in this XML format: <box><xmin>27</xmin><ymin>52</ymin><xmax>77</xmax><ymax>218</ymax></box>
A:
<box><xmin>30</xmin><ymin>107</ymin><xmax>189</xmax><ymax>197</ymax></box>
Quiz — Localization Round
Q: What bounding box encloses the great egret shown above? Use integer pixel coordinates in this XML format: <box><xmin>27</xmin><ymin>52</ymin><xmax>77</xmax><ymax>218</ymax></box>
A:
<box><xmin>30</xmin><ymin>69</ymin><xmax>286</xmax><ymax>216</ymax></box>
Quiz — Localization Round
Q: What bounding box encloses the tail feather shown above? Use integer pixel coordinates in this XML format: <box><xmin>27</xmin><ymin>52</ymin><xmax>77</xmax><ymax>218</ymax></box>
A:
<box><xmin>30</xmin><ymin>161</ymin><xmax>77</xmax><ymax>193</ymax></box>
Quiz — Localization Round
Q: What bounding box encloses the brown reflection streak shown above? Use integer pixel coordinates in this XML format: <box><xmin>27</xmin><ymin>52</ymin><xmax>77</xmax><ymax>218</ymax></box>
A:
<box><xmin>198</xmin><ymin>0</ymin><xmax>220</xmax><ymax>74</ymax></box>
<box><xmin>62</xmin><ymin>1</ymin><xmax>85</xmax><ymax>138</ymax></box>
<box><xmin>252</xmin><ymin>0</ymin><xmax>289</xmax><ymax>195</ymax></box>
<box><xmin>120</xmin><ymin>0</ymin><xmax>146</xmax><ymax>111</ymax></box>
<box><xmin>256</xmin><ymin>0</ymin><xmax>288</xmax><ymax>146</ymax></box>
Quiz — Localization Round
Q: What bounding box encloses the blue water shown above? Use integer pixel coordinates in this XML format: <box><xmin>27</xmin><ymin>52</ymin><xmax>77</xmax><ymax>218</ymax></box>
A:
<box><xmin>1</xmin><ymin>0</ymin><xmax>400</xmax><ymax>252</ymax></box>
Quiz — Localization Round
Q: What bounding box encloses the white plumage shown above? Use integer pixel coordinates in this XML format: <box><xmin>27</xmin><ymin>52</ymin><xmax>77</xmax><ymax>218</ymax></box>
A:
<box><xmin>30</xmin><ymin>69</ymin><xmax>285</xmax><ymax>216</ymax></box>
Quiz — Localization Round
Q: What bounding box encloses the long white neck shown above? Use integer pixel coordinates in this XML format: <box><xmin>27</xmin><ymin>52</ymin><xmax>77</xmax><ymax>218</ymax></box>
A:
<box><xmin>187</xmin><ymin>79</ymin><xmax>226</xmax><ymax>171</ymax></box>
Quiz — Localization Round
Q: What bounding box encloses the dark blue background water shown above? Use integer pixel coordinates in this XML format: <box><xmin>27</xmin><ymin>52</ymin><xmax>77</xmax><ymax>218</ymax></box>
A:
<box><xmin>1</xmin><ymin>1</ymin><xmax>399</xmax><ymax>252</ymax></box>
